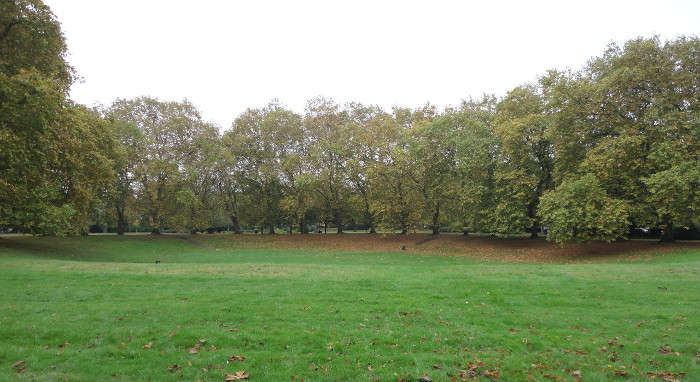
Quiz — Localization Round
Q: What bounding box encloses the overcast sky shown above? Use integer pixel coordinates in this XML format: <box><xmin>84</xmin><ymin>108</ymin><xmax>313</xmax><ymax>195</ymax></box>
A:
<box><xmin>45</xmin><ymin>0</ymin><xmax>699</xmax><ymax>129</ymax></box>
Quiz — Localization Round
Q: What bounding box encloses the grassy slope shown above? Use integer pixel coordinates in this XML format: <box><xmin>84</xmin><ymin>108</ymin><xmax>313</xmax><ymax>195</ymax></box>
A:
<box><xmin>0</xmin><ymin>234</ymin><xmax>698</xmax><ymax>381</ymax></box>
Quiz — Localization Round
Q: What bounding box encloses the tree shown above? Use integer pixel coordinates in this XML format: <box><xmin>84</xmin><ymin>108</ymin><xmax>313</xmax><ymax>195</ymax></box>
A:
<box><xmin>304</xmin><ymin>97</ymin><xmax>354</xmax><ymax>233</ymax></box>
<box><xmin>0</xmin><ymin>0</ymin><xmax>74</xmax><ymax>88</ymax></box>
<box><xmin>451</xmin><ymin>96</ymin><xmax>498</xmax><ymax>234</ymax></box>
<box><xmin>368</xmin><ymin>108</ymin><xmax>426</xmax><ymax>234</ymax></box>
<box><xmin>407</xmin><ymin>113</ymin><xmax>458</xmax><ymax>234</ymax></box>
<box><xmin>548</xmin><ymin>36</ymin><xmax>700</xmax><ymax>241</ymax></box>
<box><xmin>103</xmin><ymin>117</ymin><xmax>141</xmax><ymax>235</ymax></box>
<box><xmin>539</xmin><ymin>174</ymin><xmax>630</xmax><ymax>243</ymax></box>
<box><xmin>54</xmin><ymin>105</ymin><xmax>116</xmax><ymax>234</ymax></box>
<box><xmin>214</xmin><ymin>134</ymin><xmax>246</xmax><ymax>234</ymax></box>
<box><xmin>108</xmin><ymin>97</ymin><xmax>217</xmax><ymax>234</ymax></box>
<box><xmin>1</xmin><ymin>1</ymin><xmax>114</xmax><ymax>235</ymax></box>
<box><xmin>225</xmin><ymin>101</ymin><xmax>302</xmax><ymax>234</ymax></box>
<box><xmin>492</xmin><ymin>83</ymin><xmax>554</xmax><ymax>237</ymax></box>
<box><xmin>277</xmin><ymin>109</ymin><xmax>314</xmax><ymax>234</ymax></box>
<box><xmin>642</xmin><ymin>161</ymin><xmax>700</xmax><ymax>240</ymax></box>
<box><xmin>343</xmin><ymin>102</ymin><xmax>386</xmax><ymax>233</ymax></box>
<box><xmin>177</xmin><ymin>123</ymin><xmax>220</xmax><ymax>234</ymax></box>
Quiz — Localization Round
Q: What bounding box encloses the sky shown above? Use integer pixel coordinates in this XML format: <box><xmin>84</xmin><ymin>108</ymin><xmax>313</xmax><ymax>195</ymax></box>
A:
<box><xmin>45</xmin><ymin>0</ymin><xmax>700</xmax><ymax>129</ymax></box>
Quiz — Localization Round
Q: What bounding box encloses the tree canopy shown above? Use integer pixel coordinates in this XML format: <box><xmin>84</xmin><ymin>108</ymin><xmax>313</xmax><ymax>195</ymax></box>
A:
<box><xmin>1</xmin><ymin>1</ymin><xmax>697</xmax><ymax>242</ymax></box>
<box><xmin>1</xmin><ymin>0</ymin><xmax>114</xmax><ymax>235</ymax></box>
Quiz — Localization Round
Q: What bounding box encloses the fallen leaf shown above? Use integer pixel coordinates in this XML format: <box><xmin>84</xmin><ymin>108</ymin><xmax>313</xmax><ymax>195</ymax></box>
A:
<box><xmin>143</xmin><ymin>342</ymin><xmax>153</xmax><ymax>349</ymax></box>
<box><xmin>658</xmin><ymin>346</ymin><xmax>677</xmax><ymax>355</ymax></box>
<box><xmin>484</xmin><ymin>370</ymin><xmax>500</xmax><ymax>377</ymax></box>
<box><xmin>647</xmin><ymin>372</ymin><xmax>684</xmax><ymax>382</ymax></box>
<box><xmin>227</xmin><ymin>355</ymin><xmax>246</xmax><ymax>363</ymax></box>
<box><xmin>167</xmin><ymin>364</ymin><xmax>181</xmax><ymax>373</ymax></box>
<box><xmin>12</xmin><ymin>361</ymin><xmax>26</xmax><ymax>369</ymax></box>
<box><xmin>224</xmin><ymin>371</ymin><xmax>249</xmax><ymax>381</ymax></box>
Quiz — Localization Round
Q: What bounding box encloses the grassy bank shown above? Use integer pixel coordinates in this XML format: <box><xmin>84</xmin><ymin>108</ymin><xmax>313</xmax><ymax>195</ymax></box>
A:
<box><xmin>0</xmin><ymin>234</ymin><xmax>698</xmax><ymax>381</ymax></box>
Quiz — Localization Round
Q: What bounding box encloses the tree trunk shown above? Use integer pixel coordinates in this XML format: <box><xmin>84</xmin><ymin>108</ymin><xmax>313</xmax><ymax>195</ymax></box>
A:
<box><xmin>300</xmin><ymin>221</ymin><xmax>309</xmax><ymax>234</ymax></box>
<box><xmin>462</xmin><ymin>229</ymin><xmax>469</xmax><ymax>236</ymax></box>
<box><xmin>431</xmin><ymin>201</ymin><xmax>441</xmax><ymax>235</ymax></box>
<box><xmin>116</xmin><ymin>208</ymin><xmax>126</xmax><ymax>235</ymax></box>
<box><xmin>530</xmin><ymin>228</ymin><xmax>539</xmax><ymax>239</ymax></box>
<box><xmin>150</xmin><ymin>210</ymin><xmax>161</xmax><ymax>235</ymax></box>
<box><xmin>528</xmin><ymin>203</ymin><xmax>539</xmax><ymax>239</ymax></box>
<box><xmin>335</xmin><ymin>211</ymin><xmax>344</xmax><ymax>233</ymax></box>
<box><xmin>362</xmin><ymin>190</ymin><xmax>377</xmax><ymax>234</ymax></box>
<box><xmin>660</xmin><ymin>218</ymin><xmax>675</xmax><ymax>242</ymax></box>
<box><xmin>230</xmin><ymin>215</ymin><xmax>242</xmax><ymax>234</ymax></box>
<box><xmin>268</xmin><ymin>223</ymin><xmax>276</xmax><ymax>234</ymax></box>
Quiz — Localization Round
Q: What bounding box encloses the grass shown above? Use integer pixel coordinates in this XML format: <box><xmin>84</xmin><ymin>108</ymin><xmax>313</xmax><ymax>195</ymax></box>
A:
<box><xmin>0</xmin><ymin>234</ymin><xmax>698</xmax><ymax>381</ymax></box>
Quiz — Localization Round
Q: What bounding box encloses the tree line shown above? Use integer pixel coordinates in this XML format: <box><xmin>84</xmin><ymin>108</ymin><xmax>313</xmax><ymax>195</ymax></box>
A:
<box><xmin>1</xmin><ymin>1</ymin><xmax>698</xmax><ymax>242</ymax></box>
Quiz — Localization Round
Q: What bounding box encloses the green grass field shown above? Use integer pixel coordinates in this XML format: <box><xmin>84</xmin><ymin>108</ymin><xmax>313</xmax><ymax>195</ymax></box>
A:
<box><xmin>0</xmin><ymin>234</ymin><xmax>698</xmax><ymax>381</ymax></box>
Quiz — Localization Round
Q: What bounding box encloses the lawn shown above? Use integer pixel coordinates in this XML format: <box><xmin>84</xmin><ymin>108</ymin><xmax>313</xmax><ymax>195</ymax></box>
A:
<box><xmin>0</xmin><ymin>234</ymin><xmax>698</xmax><ymax>381</ymax></box>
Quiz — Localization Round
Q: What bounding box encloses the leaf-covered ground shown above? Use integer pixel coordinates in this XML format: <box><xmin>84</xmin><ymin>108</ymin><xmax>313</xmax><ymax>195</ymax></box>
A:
<box><xmin>194</xmin><ymin>233</ymin><xmax>696</xmax><ymax>263</ymax></box>
<box><xmin>0</xmin><ymin>234</ymin><xmax>697</xmax><ymax>381</ymax></box>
